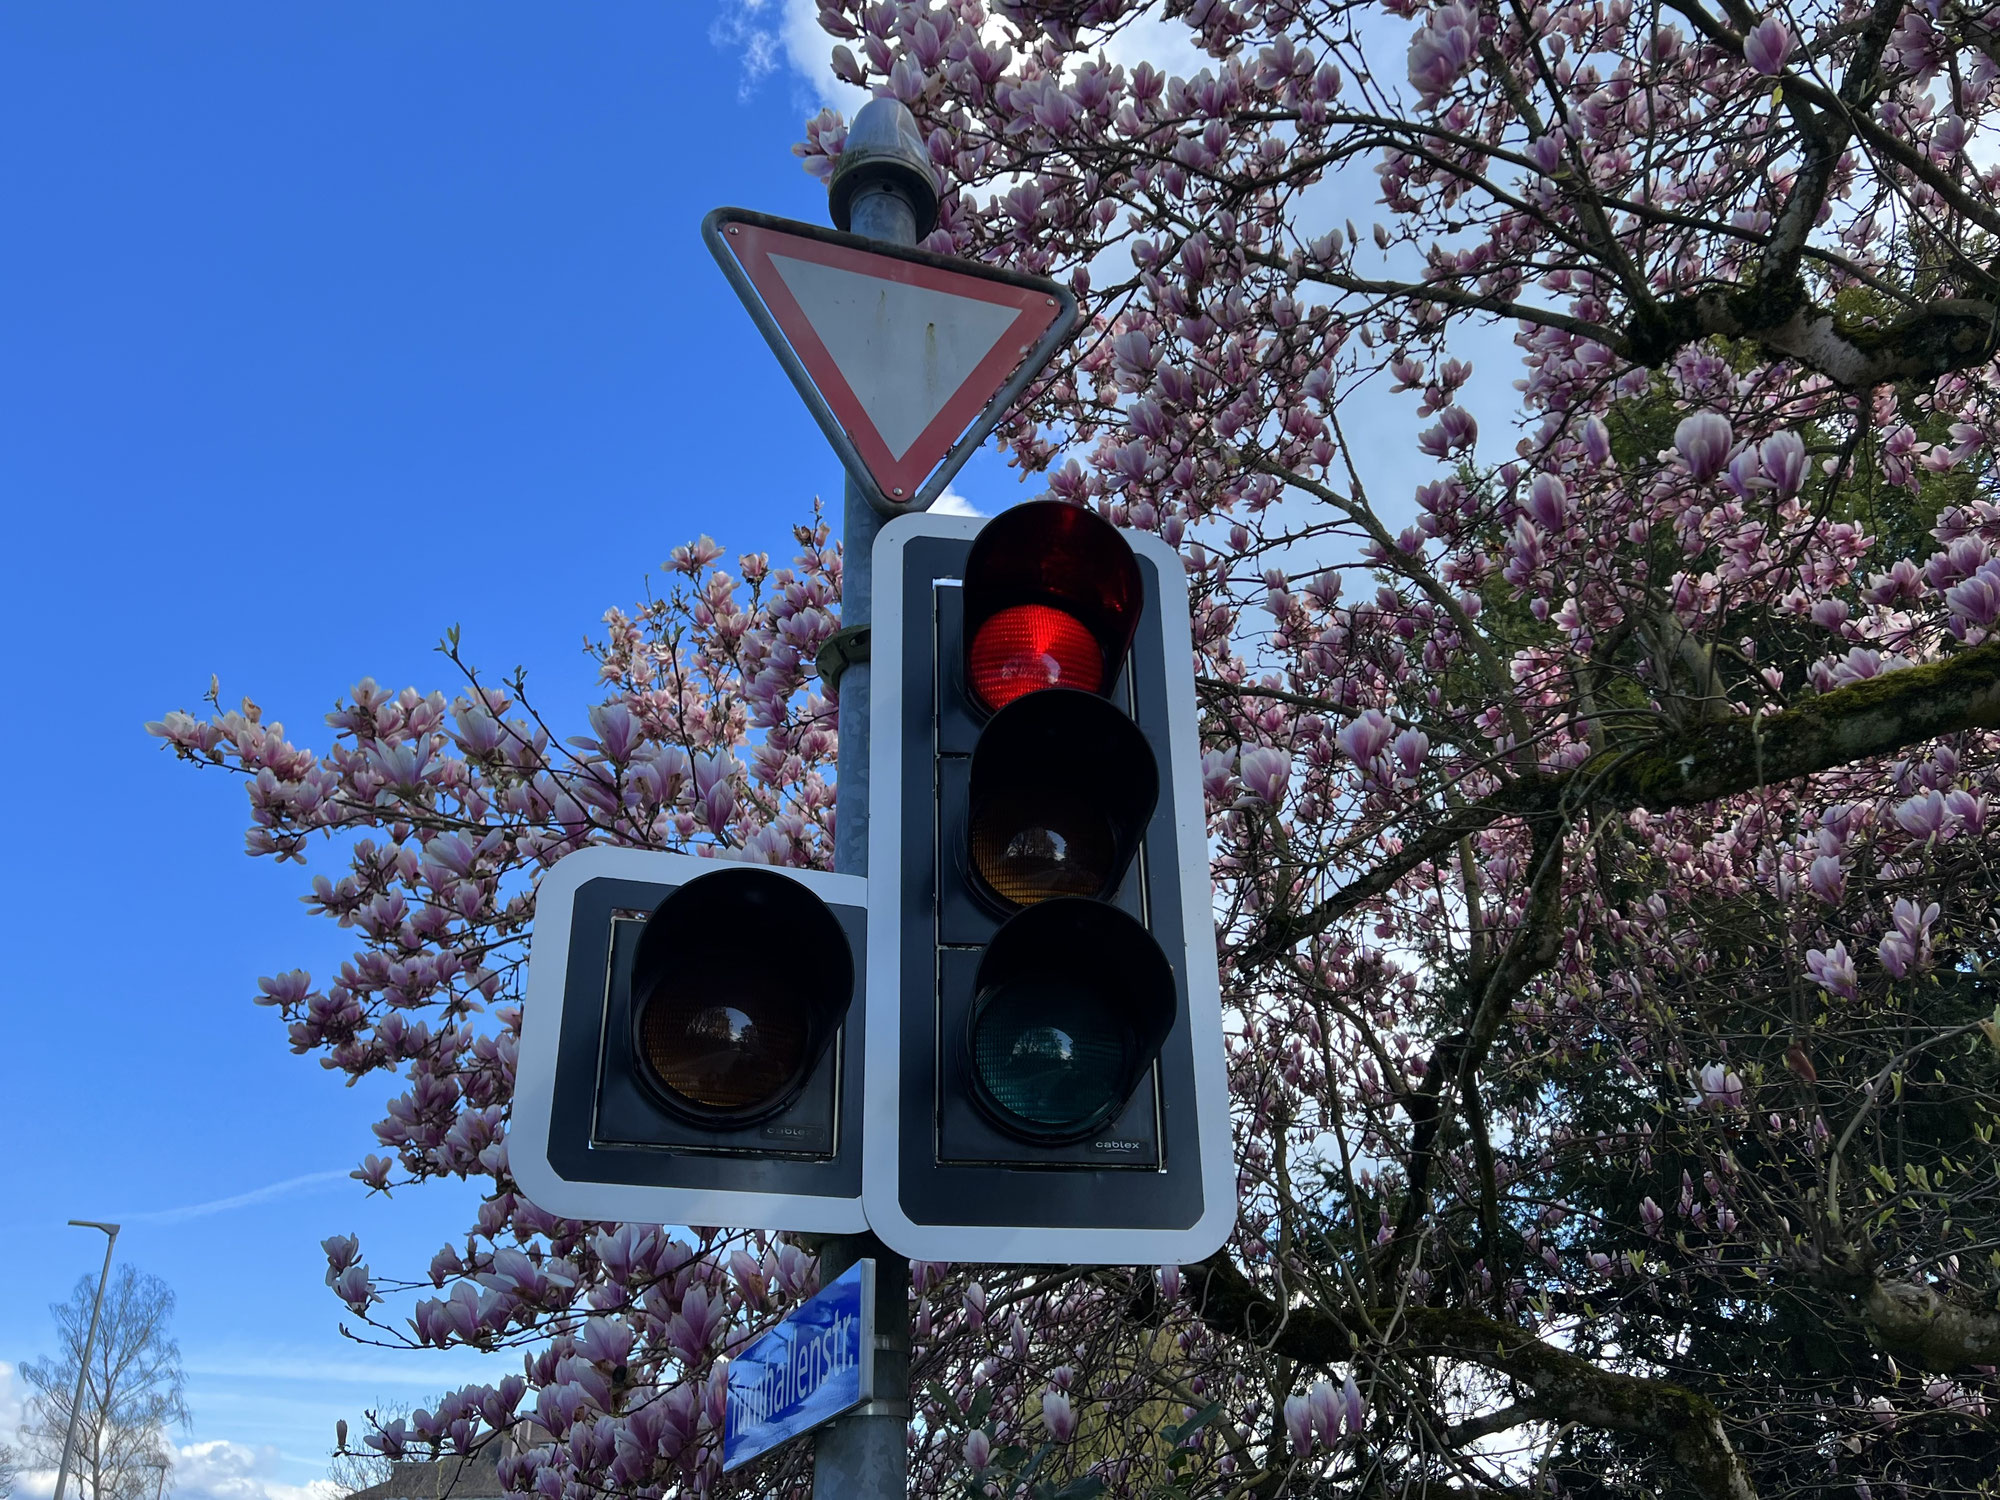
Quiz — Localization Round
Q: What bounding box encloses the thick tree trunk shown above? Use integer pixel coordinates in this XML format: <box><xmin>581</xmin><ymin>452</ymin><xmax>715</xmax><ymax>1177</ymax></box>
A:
<box><xmin>1186</xmin><ymin>1257</ymin><xmax>1760</xmax><ymax>1500</ymax></box>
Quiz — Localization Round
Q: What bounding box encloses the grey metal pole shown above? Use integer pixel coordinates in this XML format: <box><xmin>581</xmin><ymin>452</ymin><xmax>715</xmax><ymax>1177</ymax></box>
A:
<box><xmin>812</xmin><ymin>97</ymin><xmax>939</xmax><ymax>1500</ymax></box>
<box><xmin>54</xmin><ymin>1220</ymin><xmax>120</xmax><ymax>1500</ymax></box>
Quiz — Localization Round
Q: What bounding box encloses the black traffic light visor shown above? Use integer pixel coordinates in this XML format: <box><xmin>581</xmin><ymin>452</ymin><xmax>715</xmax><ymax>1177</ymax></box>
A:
<box><xmin>628</xmin><ymin>865</ymin><xmax>854</xmax><ymax>1127</ymax></box>
<box><xmin>966</xmin><ymin>897</ymin><xmax>1178</xmax><ymax>1143</ymax></box>
<box><xmin>962</xmin><ymin>500</ymin><xmax>1143</xmax><ymax>713</ymax></box>
<box><xmin>965</xmin><ymin>688</ymin><xmax>1160</xmax><ymax>910</ymax></box>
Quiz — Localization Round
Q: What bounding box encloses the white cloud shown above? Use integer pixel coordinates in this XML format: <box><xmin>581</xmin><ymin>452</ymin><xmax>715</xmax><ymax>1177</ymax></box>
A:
<box><xmin>12</xmin><ymin>1442</ymin><xmax>344</xmax><ymax>1500</ymax></box>
<box><xmin>1</xmin><ymin>1358</ymin><xmax>27</xmax><ymax>1438</ymax></box>
<box><xmin>930</xmin><ymin>487</ymin><xmax>984</xmax><ymax>517</ymax></box>
<box><xmin>778</xmin><ymin>0</ymin><xmax>867</xmax><ymax>112</ymax></box>
<box><xmin>1</xmin><ymin>1405</ymin><xmax>338</xmax><ymax>1500</ymax></box>
<box><xmin>709</xmin><ymin>1</ymin><xmax>866</xmax><ymax>113</ymax></box>
<box><xmin>166</xmin><ymin>1441</ymin><xmax>338</xmax><ymax>1500</ymax></box>
<box><xmin>1084</xmin><ymin>9</ymin><xmax>1215</xmax><ymax>80</ymax></box>
<box><xmin>709</xmin><ymin>0</ymin><xmax>786</xmax><ymax>103</ymax></box>
<box><xmin>2</xmin><ymin>1360</ymin><xmax>386</xmax><ymax>1500</ymax></box>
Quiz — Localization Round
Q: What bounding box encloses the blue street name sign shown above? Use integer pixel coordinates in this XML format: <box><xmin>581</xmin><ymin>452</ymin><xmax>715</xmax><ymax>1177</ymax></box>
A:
<box><xmin>722</xmin><ymin>1259</ymin><xmax>876</xmax><ymax>1472</ymax></box>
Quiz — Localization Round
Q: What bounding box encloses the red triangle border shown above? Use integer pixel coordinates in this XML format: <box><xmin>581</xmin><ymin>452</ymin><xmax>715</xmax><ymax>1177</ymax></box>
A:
<box><xmin>722</xmin><ymin>222</ymin><xmax>1063</xmax><ymax>502</ymax></box>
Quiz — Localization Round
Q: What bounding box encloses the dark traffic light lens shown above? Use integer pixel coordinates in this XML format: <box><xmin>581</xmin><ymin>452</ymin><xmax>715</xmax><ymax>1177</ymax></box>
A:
<box><xmin>966</xmin><ymin>898</ymin><xmax>1178</xmax><ymax>1143</ymax></box>
<box><xmin>964</xmin><ymin>689</ymin><xmax>1159</xmax><ymax>911</ymax></box>
<box><xmin>968</xmin><ymin>604</ymin><xmax>1104</xmax><ymax>710</ymax></box>
<box><xmin>971</xmin><ymin>983</ymin><xmax>1129</xmax><ymax>1131</ymax></box>
<box><xmin>970</xmin><ymin>789</ymin><xmax>1117</xmax><ymax>904</ymax></box>
<box><xmin>628</xmin><ymin>866</ymin><xmax>853</xmax><ymax>1125</ymax></box>
<box><xmin>639</xmin><ymin>994</ymin><xmax>811</xmax><ymax>1112</ymax></box>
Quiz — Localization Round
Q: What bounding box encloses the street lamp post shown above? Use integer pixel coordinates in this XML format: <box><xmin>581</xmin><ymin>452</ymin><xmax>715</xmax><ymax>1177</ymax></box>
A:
<box><xmin>146</xmin><ymin>1458</ymin><xmax>171</xmax><ymax>1500</ymax></box>
<box><xmin>53</xmin><ymin>1220</ymin><xmax>120</xmax><ymax>1500</ymax></box>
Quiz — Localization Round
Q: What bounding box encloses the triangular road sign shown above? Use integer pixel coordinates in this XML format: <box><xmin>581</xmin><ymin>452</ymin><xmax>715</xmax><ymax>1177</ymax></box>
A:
<box><xmin>705</xmin><ymin>208</ymin><xmax>1078</xmax><ymax>516</ymax></box>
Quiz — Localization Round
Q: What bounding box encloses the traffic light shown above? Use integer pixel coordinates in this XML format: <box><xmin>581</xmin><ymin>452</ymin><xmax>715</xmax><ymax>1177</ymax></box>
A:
<box><xmin>861</xmin><ymin>502</ymin><xmax>1235</xmax><ymax>1264</ymax></box>
<box><xmin>512</xmin><ymin>848</ymin><xmax>870</xmax><ymax>1231</ymax></box>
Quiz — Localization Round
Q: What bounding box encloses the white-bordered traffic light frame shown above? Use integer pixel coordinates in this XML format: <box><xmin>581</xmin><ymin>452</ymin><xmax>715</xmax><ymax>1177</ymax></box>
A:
<box><xmin>861</xmin><ymin>508</ymin><xmax>1236</xmax><ymax>1265</ymax></box>
<box><xmin>513</xmin><ymin>846</ymin><xmax>869</xmax><ymax>1232</ymax></box>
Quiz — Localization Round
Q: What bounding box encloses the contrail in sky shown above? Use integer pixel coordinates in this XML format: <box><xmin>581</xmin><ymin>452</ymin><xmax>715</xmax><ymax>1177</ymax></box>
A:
<box><xmin>117</xmin><ymin>1169</ymin><xmax>350</xmax><ymax>1225</ymax></box>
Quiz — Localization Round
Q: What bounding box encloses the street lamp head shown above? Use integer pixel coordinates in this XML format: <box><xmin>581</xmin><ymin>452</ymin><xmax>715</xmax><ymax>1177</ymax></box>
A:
<box><xmin>68</xmin><ymin>1220</ymin><xmax>120</xmax><ymax>1236</ymax></box>
<box><xmin>829</xmin><ymin>98</ymin><xmax>939</xmax><ymax>240</ymax></box>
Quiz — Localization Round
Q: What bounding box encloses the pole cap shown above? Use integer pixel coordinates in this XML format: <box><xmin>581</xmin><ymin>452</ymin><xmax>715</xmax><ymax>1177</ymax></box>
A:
<box><xmin>830</xmin><ymin>98</ymin><xmax>940</xmax><ymax>239</ymax></box>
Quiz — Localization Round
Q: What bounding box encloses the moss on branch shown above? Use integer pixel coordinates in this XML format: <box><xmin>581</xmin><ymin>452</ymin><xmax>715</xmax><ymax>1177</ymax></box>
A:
<box><xmin>1251</xmin><ymin>640</ymin><xmax>2000</xmax><ymax>965</ymax></box>
<box><xmin>1587</xmin><ymin>638</ymin><xmax>2000</xmax><ymax>809</ymax></box>
<box><xmin>1622</xmin><ymin>285</ymin><xmax>2000</xmax><ymax>388</ymax></box>
<box><xmin>1861</xmin><ymin>1278</ymin><xmax>2000</xmax><ymax>1372</ymax></box>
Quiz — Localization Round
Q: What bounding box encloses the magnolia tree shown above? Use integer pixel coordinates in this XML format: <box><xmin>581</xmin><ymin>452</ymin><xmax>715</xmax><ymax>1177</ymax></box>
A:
<box><xmin>149</xmin><ymin>1</ymin><xmax>2000</xmax><ymax>1496</ymax></box>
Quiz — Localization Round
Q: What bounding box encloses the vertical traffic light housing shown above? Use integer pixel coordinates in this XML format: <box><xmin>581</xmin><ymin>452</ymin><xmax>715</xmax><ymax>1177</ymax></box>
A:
<box><xmin>513</xmin><ymin>849</ymin><xmax>870</xmax><ymax>1232</ymax></box>
<box><xmin>864</xmin><ymin>502</ymin><xmax>1235</xmax><ymax>1265</ymax></box>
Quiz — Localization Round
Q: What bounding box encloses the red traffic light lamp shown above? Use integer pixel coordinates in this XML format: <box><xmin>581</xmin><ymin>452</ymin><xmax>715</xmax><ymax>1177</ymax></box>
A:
<box><xmin>961</xmin><ymin>502</ymin><xmax>1143</xmax><ymax>712</ymax></box>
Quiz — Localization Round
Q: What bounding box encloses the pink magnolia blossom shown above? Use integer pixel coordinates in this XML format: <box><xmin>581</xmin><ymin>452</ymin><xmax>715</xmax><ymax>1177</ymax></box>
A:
<box><xmin>1418</xmin><ymin>404</ymin><xmax>1479</xmax><ymax>456</ymax></box>
<box><xmin>1201</xmin><ymin>747</ymin><xmax>1236</xmax><ymax>801</ymax></box>
<box><xmin>1894</xmin><ymin>789</ymin><xmax>1948</xmax><ymax>839</ymax></box>
<box><xmin>1336</xmin><ymin>710</ymin><xmax>1394</xmax><ymax>767</ymax></box>
<box><xmin>1696</xmin><ymin>1063</ymin><xmax>1745</xmax><ymax>1111</ymax></box>
<box><xmin>1743</xmin><ymin>15</ymin><xmax>1794</xmax><ymax>75</ymax></box>
<box><xmin>1408</xmin><ymin>3</ymin><xmax>1481</xmax><ymax>100</ymax></box>
<box><xmin>1760</xmin><ymin>431</ymin><xmax>1809</xmax><ymax>494</ymax></box>
<box><xmin>1283</xmin><ymin>1392</ymin><xmax>1314</xmax><ymax>1453</ymax></box>
<box><xmin>1340</xmin><ymin>1375</ymin><xmax>1367</xmax><ymax>1436</ymax></box>
<box><xmin>1305</xmin><ymin>1379</ymin><xmax>1340</xmax><ymax>1445</ymax></box>
<box><xmin>1674</xmin><ymin>412</ymin><xmax>1733</xmax><ymax>480</ymax></box>
<box><xmin>1239</xmin><ymin>744</ymin><xmax>1291</xmax><ymax>803</ymax></box>
<box><xmin>1878</xmin><ymin>898</ymin><xmax>1940</xmax><ymax>978</ymax></box>
<box><xmin>1945</xmin><ymin>559</ymin><xmax>2000</xmax><ymax>628</ymax></box>
<box><xmin>1806</xmin><ymin>942</ymin><xmax>1860</xmax><ymax>1001</ymax></box>
<box><xmin>1041</xmin><ymin>1388</ymin><xmax>1077</xmax><ymax>1443</ymax></box>
<box><xmin>1527</xmin><ymin>472</ymin><xmax>1570</xmax><ymax>532</ymax></box>
<box><xmin>1583</xmin><ymin>415</ymin><xmax>1613</xmax><ymax>465</ymax></box>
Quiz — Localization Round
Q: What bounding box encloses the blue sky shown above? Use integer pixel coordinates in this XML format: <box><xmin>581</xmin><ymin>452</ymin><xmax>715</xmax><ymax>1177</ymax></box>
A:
<box><xmin>0</xmin><ymin>7</ymin><xmax>1509</xmax><ymax>1498</ymax></box>
<box><xmin>0</xmin><ymin>6</ymin><xmax>931</xmax><ymax>1497</ymax></box>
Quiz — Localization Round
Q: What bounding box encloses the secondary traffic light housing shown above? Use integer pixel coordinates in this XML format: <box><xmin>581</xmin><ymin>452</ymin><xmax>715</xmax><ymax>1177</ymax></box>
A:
<box><xmin>513</xmin><ymin>848</ymin><xmax>869</xmax><ymax>1231</ymax></box>
<box><xmin>862</xmin><ymin>502</ymin><xmax>1235</xmax><ymax>1265</ymax></box>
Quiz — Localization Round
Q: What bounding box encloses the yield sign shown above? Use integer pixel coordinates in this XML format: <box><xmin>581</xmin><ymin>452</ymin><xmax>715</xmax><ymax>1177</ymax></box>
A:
<box><xmin>705</xmin><ymin>208</ymin><xmax>1078</xmax><ymax>516</ymax></box>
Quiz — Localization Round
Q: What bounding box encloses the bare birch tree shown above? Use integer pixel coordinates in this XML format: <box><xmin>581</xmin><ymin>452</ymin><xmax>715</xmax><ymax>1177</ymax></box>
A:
<box><xmin>19</xmin><ymin>1269</ymin><xmax>189</xmax><ymax>1500</ymax></box>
